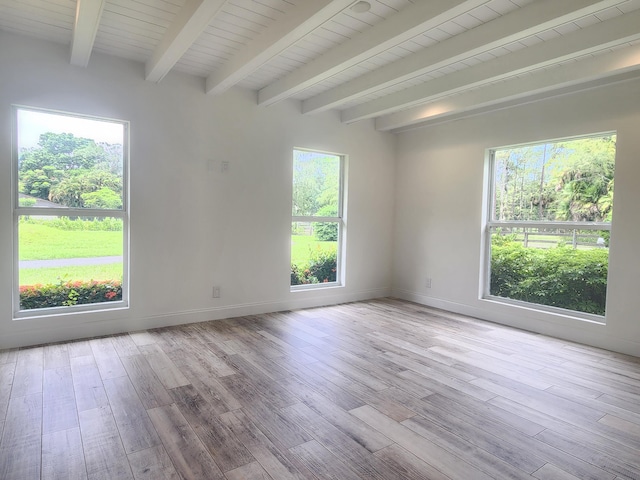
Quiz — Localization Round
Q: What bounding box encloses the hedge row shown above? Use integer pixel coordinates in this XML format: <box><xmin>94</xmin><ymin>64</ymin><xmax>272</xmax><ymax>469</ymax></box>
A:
<box><xmin>20</xmin><ymin>217</ymin><xmax>123</xmax><ymax>231</ymax></box>
<box><xmin>291</xmin><ymin>250</ymin><xmax>337</xmax><ymax>285</ymax></box>
<box><xmin>491</xmin><ymin>241</ymin><xmax>608</xmax><ymax>315</ymax></box>
<box><xmin>20</xmin><ymin>280</ymin><xmax>122</xmax><ymax>310</ymax></box>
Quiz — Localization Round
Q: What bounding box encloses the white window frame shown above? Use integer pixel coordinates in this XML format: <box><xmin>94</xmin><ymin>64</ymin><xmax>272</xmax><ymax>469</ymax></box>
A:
<box><xmin>12</xmin><ymin>106</ymin><xmax>129</xmax><ymax>318</ymax></box>
<box><xmin>482</xmin><ymin>133</ymin><xmax>615</xmax><ymax>322</ymax></box>
<box><xmin>291</xmin><ymin>148</ymin><xmax>345</xmax><ymax>291</ymax></box>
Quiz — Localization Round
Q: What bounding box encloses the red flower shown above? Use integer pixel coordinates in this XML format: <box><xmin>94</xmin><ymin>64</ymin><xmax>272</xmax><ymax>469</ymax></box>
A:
<box><xmin>105</xmin><ymin>291</ymin><xmax>117</xmax><ymax>300</ymax></box>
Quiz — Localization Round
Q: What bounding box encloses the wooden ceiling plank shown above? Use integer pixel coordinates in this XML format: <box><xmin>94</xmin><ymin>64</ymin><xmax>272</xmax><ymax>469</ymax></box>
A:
<box><xmin>205</xmin><ymin>0</ymin><xmax>353</xmax><ymax>95</ymax></box>
<box><xmin>342</xmin><ymin>7</ymin><xmax>640</xmax><ymax>123</ymax></box>
<box><xmin>257</xmin><ymin>0</ymin><xmax>489</xmax><ymax>106</ymax></box>
<box><xmin>374</xmin><ymin>43</ymin><xmax>640</xmax><ymax>132</ymax></box>
<box><xmin>303</xmin><ymin>0</ymin><xmax>624</xmax><ymax>115</ymax></box>
<box><xmin>145</xmin><ymin>0</ymin><xmax>230</xmax><ymax>83</ymax></box>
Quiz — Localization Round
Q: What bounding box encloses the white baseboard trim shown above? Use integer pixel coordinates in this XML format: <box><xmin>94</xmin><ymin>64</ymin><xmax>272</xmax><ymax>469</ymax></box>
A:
<box><xmin>392</xmin><ymin>288</ymin><xmax>640</xmax><ymax>358</ymax></box>
<box><xmin>1</xmin><ymin>287</ymin><xmax>391</xmax><ymax>349</ymax></box>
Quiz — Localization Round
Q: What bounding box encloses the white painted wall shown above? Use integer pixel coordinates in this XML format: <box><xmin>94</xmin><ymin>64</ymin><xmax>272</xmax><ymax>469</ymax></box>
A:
<box><xmin>393</xmin><ymin>78</ymin><xmax>640</xmax><ymax>357</ymax></box>
<box><xmin>3</xmin><ymin>30</ymin><xmax>639</xmax><ymax>356</ymax></box>
<box><xmin>0</xmin><ymin>32</ymin><xmax>396</xmax><ymax>348</ymax></box>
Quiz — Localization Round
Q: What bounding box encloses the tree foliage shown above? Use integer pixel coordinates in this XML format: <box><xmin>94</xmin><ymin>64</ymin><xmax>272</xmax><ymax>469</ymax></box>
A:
<box><xmin>292</xmin><ymin>151</ymin><xmax>339</xmax><ymax>217</ymax></box>
<box><xmin>18</xmin><ymin>132</ymin><xmax>123</xmax><ymax>209</ymax></box>
<box><xmin>552</xmin><ymin>137</ymin><xmax>615</xmax><ymax>222</ymax></box>
<box><xmin>493</xmin><ymin>135</ymin><xmax>616</xmax><ymax>223</ymax></box>
<box><xmin>291</xmin><ymin>151</ymin><xmax>340</xmax><ymax>243</ymax></box>
<box><xmin>313</xmin><ymin>205</ymin><xmax>338</xmax><ymax>241</ymax></box>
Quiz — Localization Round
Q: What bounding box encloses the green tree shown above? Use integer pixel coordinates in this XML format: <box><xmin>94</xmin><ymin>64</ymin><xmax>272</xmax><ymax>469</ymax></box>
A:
<box><xmin>292</xmin><ymin>151</ymin><xmax>339</xmax><ymax>216</ymax></box>
<box><xmin>49</xmin><ymin>169</ymin><xmax>122</xmax><ymax>208</ymax></box>
<box><xmin>18</xmin><ymin>132</ymin><xmax>123</xmax><ymax>208</ymax></box>
<box><xmin>20</xmin><ymin>165</ymin><xmax>63</xmax><ymax>199</ymax></box>
<box><xmin>493</xmin><ymin>136</ymin><xmax>615</xmax><ymax>223</ymax></box>
<box><xmin>82</xmin><ymin>187</ymin><xmax>123</xmax><ymax>209</ymax></box>
<box><xmin>552</xmin><ymin>136</ymin><xmax>616</xmax><ymax>222</ymax></box>
<box><xmin>313</xmin><ymin>205</ymin><xmax>338</xmax><ymax>241</ymax></box>
<box><xmin>19</xmin><ymin>132</ymin><xmax>105</xmax><ymax>172</ymax></box>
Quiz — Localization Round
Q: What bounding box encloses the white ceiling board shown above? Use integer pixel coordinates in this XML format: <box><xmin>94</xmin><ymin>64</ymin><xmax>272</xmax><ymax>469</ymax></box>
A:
<box><xmin>301</xmin><ymin>0</ymin><xmax>624</xmax><ymax>114</ymax></box>
<box><xmin>257</xmin><ymin>0</ymin><xmax>490</xmax><ymax>106</ymax></box>
<box><xmin>0</xmin><ymin>0</ymin><xmax>74</xmax><ymax>44</ymax></box>
<box><xmin>375</xmin><ymin>42</ymin><xmax>640</xmax><ymax>131</ymax></box>
<box><xmin>205</xmin><ymin>0</ymin><xmax>354</xmax><ymax>95</ymax></box>
<box><xmin>145</xmin><ymin>0</ymin><xmax>230</xmax><ymax>83</ymax></box>
<box><xmin>343</xmin><ymin>10</ymin><xmax>640</xmax><ymax>122</ymax></box>
<box><xmin>2</xmin><ymin>0</ymin><xmax>640</xmax><ymax>131</ymax></box>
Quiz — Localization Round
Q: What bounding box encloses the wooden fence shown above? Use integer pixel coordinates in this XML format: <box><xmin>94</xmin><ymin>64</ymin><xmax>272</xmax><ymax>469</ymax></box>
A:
<box><xmin>496</xmin><ymin>228</ymin><xmax>607</xmax><ymax>249</ymax></box>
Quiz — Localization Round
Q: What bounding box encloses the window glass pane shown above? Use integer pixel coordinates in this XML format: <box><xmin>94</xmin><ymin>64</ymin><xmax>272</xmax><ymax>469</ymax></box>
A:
<box><xmin>17</xmin><ymin>109</ymin><xmax>124</xmax><ymax>210</ymax></box>
<box><xmin>489</xmin><ymin>226</ymin><xmax>609</xmax><ymax>316</ymax></box>
<box><xmin>487</xmin><ymin>133</ymin><xmax>616</xmax><ymax>318</ymax></box>
<box><xmin>291</xmin><ymin>222</ymin><xmax>338</xmax><ymax>285</ymax></box>
<box><xmin>493</xmin><ymin>135</ymin><xmax>616</xmax><ymax>222</ymax></box>
<box><xmin>19</xmin><ymin>215</ymin><xmax>123</xmax><ymax>310</ymax></box>
<box><xmin>292</xmin><ymin>150</ymin><xmax>340</xmax><ymax>217</ymax></box>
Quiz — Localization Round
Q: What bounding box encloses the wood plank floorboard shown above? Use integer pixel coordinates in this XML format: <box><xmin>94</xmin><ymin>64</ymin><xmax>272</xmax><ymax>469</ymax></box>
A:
<box><xmin>1</xmin><ymin>298</ymin><xmax>640</xmax><ymax>479</ymax></box>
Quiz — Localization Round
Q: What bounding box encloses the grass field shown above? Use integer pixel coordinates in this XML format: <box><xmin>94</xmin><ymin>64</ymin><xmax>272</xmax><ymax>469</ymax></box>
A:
<box><xmin>291</xmin><ymin>234</ymin><xmax>336</xmax><ymax>268</ymax></box>
<box><xmin>19</xmin><ymin>222</ymin><xmax>122</xmax><ymax>260</ymax></box>
<box><xmin>19</xmin><ymin>221</ymin><xmax>123</xmax><ymax>286</ymax></box>
<box><xmin>20</xmin><ymin>263</ymin><xmax>123</xmax><ymax>285</ymax></box>
<box><xmin>19</xmin><ymin>225</ymin><xmax>333</xmax><ymax>286</ymax></box>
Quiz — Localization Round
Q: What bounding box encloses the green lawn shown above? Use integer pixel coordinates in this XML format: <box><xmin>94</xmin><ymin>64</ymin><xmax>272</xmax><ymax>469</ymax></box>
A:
<box><xmin>19</xmin><ymin>221</ymin><xmax>123</xmax><ymax>286</ymax></box>
<box><xmin>19</xmin><ymin>227</ymin><xmax>332</xmax><ymax>285</ymax></box>
<box><xmin>291</xmin><ymin>234</ymin><xmax>336</xmax><ymax>268</ymax></box>
<box><xmin>19</xmin><ymin>222</ymin><xmax>122</xmax><ymax>260</ymax></box>
<box><xmin>20</xmin><ymin>263</ymin><xmax>123</xmax><ymax>286</ymax></box>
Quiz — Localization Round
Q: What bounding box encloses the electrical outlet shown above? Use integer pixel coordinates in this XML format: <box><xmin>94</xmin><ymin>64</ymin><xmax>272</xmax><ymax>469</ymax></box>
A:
<box><xmin>212</xmin><ymin>286</ymin><xmax>221</xmax><ymax>298</ymax></box>
<box><xmin>220</xmin><ymin>161</ymin><xmax>229</xmax><ymax>173</ymax></box>
<box><xmin>425</xmin><ymin>277</ymin><xmax>432</xmax><ymax>288</ymax></box>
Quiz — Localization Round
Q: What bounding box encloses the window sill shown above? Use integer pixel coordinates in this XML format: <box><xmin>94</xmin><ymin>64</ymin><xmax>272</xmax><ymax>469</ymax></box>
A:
<box><xmin>13</xmin><ymin>301</ymin><xmax>129</xmax><ymax>321</ymax></box>
<box><xmin>481</xmin><ymin>295</ymin><xmax>606</xmax><ymax>325</ymax></box>
<box><xmin>291</xmin><ymin>282</ymin><xmax>343</xmax><ymax>293</ymax></box>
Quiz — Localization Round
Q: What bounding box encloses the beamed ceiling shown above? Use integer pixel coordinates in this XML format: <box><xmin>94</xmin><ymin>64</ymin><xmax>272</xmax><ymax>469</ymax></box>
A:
<box><xmin>1</xmin><ymin>0</ymin><xmax>640</xmax><ymax>132</ymax></box>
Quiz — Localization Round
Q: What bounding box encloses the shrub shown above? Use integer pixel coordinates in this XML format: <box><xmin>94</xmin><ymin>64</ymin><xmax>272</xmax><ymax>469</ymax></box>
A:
<box><xmin>313</xmin><ymin>205</ymin><xmax>338</xmax><ymax>241</ymax></box>
<box><xmin>291</xmin><ymin>249</ymin><xmax>337</xmax><ymax>285</ymax></box>
<box><xmin>314</xmin><ymin>222</ymin><xmax>338</xmax><ymax>241</ymax></box>
<box><xmin>19</xmin><ymin>216</ymin><xmax>123</xmax><ymax>231</ymax></box>
<box><xmin>19</xmin><ymin>197</ymin><xmax>37</xmax><ymax>207</ymax></box>
<box><xmin>291</xmin><ymin>264</ymin><xmax>303</xmax><ymax>285</ymax></box>
<box><xmin>81</xmin><ymin>187</ymin><xmax>122</xmax><ymax>209</ymax></box>
<box><xmin>491</xmin><ymin>240</ymin><xmax>608</xmax><ymax>315</ymax></box>
<box><xmin>19</xmin><ymin>279</ymin><xmax>122</xmax><ymax>310</ymax></box>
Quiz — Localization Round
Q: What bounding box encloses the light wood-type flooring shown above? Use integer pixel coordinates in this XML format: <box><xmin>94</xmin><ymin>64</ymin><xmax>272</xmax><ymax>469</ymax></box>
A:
<box><xmin>1</xmin><ymin>298</ymin><xmax>640</xmax><ymax>479</ymax></box>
